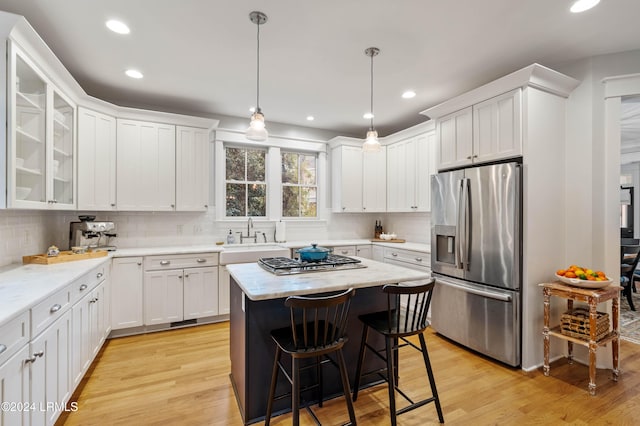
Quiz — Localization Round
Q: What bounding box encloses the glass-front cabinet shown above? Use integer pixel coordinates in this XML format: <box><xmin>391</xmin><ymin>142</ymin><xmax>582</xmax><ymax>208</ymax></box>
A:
<box><xmin>8</xmin><ymin>42</ymin><xmax>75</xmax><ymax>209</ymax></box>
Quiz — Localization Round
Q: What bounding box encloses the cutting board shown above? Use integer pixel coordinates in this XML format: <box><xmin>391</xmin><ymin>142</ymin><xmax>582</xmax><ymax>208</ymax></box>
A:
<box><xmin>370</xmin><ymin>238</ymin><xmax>406</xmax><ymax>243</ymax></box>
<box><xmin>23</xmin><ymin>250</ymin><xmax>108</xmax><ymax>265</ymax></box>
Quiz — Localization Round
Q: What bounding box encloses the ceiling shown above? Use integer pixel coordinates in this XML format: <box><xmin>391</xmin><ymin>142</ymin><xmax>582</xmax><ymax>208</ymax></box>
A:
<box><xmin>1</xmin><ymin>0</ymin><xmax>640</xmax><ymax>137</ymax></box>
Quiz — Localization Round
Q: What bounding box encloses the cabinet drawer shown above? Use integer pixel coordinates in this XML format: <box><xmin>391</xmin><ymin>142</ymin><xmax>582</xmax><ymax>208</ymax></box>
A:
<box><xmin>144</xmin><ymin>253</ymin><xmax>219</xmax><ymax>270</ymax></box>
<box><xmin>0</xmin><ymin>311</ymin><xmax>29</xmax><ymax>366</ymax></box>
<box><xmin>332</xmin><ymin>246</ymin><xmax>356</xmax><ymax>256</ymax></box>
<box><xmin>31</xmin><ymin>285</ymin><xmax>71</xmax><ymax>338</ymax></box>
<box><xmin>71</xmin><ymin>264</ymin><xmax>107</xmax><ymax>304</ymax></box>
<box><xmin>383</xmin><ymin>247</ymin><xmax>430</xmax><ymax>269</ymax></box>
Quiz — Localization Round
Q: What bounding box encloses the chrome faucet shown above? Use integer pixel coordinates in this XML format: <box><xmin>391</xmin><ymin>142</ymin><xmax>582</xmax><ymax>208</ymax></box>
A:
<box><xmin>238</xmin><ymin>217</ymin><xmax>258</xmax><ymax>243</ymax></box>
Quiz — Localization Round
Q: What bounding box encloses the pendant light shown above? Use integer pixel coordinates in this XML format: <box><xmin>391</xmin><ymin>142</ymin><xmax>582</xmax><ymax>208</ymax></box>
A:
<box><xmin>363</xmin><ymin>47</ymin><xmax>381</xmax><ymax>153</ymax></box>
<box><xmin>246</xmin><ymin>11</ymin><xmax>268</xmax><ymax>141</ymax></box>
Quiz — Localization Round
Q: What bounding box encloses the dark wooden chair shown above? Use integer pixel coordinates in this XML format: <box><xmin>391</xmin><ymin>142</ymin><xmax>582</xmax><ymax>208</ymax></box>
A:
<box><xmin>265</xmin><ymin>288</ymin><xmax>357</xmax><ymax>426</ymax></box>
<box><xmin>352</xmin><ymin>280</ymin><xmax>444</xmax><ymax>425</ymax></box>
<box><xmin>620</xmin><ymin>245</ymin><xmax>640</xmax><ymax>311</ymax></box>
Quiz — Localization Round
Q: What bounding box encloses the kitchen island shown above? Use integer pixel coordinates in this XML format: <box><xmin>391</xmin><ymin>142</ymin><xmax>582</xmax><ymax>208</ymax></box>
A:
<box><xmin>226</xmin><ymin>258</ymin><xmax>430</xmax><ymax>425</ymax></box>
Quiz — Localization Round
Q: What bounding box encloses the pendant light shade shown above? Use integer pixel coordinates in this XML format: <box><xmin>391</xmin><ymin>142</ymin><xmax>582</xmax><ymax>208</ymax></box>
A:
<box><xmin>246</xmin><ymin>11</ymin><xmax>268</xmax><ymax>141</ymax></box>
<box><xmin>363</xmin><ymin>47</ymin><xmax>381</xmax><ymax>152</ymax></box>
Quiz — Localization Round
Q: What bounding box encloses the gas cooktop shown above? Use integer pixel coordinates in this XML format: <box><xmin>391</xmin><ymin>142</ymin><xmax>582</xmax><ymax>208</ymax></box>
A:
<box><xmin>258</xmin><ymin>255</ymin><xmax>366</xmax><ymax>275</ymax></box>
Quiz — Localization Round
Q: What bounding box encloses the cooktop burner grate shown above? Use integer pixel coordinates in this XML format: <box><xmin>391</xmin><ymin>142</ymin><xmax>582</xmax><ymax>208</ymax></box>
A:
<box><xmin>258</xmin><ymin>255</ymin><xmax>366</xmax><ymax>275</ymax></box>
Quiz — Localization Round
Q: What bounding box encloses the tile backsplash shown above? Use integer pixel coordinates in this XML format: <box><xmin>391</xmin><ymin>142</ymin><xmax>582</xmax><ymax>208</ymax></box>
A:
<box><xmin>0</xmin><ymin>208</ymin><xmax>430</xmax><ymax>268</ymax></box>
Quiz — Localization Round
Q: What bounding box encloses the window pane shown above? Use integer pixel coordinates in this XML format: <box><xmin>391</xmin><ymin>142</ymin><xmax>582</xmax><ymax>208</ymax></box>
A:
<box><xmin>247</xmin><ymin>183</ymin><xmax>266</xmax><ymax>216</ymax></box>
<box><xmin>301</xmin><ymin>187</ymin><xmax>317</xmax><ymax>217</ymax></box>
<box><xmin>282</xmin><ymin>186</ymin><xmax>300</xmax><ymax>217</ymax></box>
<box><xmin>300</xmin><ymin>155</ymin><xmax>316</xmax><ymax>185</ymax></box>
<box><xmin>282</xmin><ymin>153</ymin><xmax>299</xmax><ymax>184</ymax></box>
<box><xmin>226</xmin><ymin>183</ymin><xmax>246</xmax><ymax>216</ymax></box>
<box><xmin>247</xmin><ymin>150</ymin><xmax>265</xmax><ymax>181</ymax></box>
<box><xmin>226</xmin><ymin>148</ymin><xmax>245</xmax><ymax>181</ymax></box>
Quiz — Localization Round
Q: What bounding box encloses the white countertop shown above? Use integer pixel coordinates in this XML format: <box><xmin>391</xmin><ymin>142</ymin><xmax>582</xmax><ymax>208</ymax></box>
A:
<box><xmin>281</xmin><ymin>239</ymin><xmax>430</xmax><ymax>253</ymax></box>
<box><xmin>226</xmin><ymin>257</ymin><xmax>431</xmax><ymax>301</ymax></box>
<box><xmin>112</xmin><ymin>244</ymin><xmax>224</xmax><ymax>257</ymax></box>
<box><xmin>0</xmin><ymin>256</ymin><xmax>111</xmax><ymax>327</ymax></box>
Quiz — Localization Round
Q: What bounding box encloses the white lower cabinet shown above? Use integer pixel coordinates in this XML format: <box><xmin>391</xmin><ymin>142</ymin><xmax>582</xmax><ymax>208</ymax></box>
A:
<box><xmin>355</xmin><ymin>245</ymin><xmax>372</xmax><ymax>259</ymax></box>
<box><xmin>30</xmin><ymin>310</ymin><xmax>71</xmax><ymax>426</ymax></box>
<box><xmin>111</xmin><ymin>257</ymin><xmax>144</xmax><ymax>330</ymax></box>
<box><xmin>144</xmin><ymin>269</ymin><xmax>184</xmax><ymax>325</ymax></box>
<box><xmin>382</xmin><ymin>247</ymin><xmax>431</xmax><ymax>273</ymax></box>
<box><xmin>183</xmin><ymin>267</ymin><xmax>218</xmax><ymax>320</ymax></box>
<box><xmin>0</xmin><ymin>345</ymin><xmax>30</xmax><ymax>426</ymax></box>
<box><xmin>219</xmin><ymin>267</ymin><xmax>231</xmax><ymax>316</ymax></box>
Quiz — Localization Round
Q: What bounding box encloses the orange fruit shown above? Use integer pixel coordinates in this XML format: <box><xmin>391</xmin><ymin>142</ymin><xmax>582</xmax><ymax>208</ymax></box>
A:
<box><xmin>556</xmin><ymin>269</ymin><xmax>566</xmax><ymax>276</ymax></box>
<box><xmin>565</xmin><ymin>271</ymin><xmax>577</xmax><ymax>278</ymax></box>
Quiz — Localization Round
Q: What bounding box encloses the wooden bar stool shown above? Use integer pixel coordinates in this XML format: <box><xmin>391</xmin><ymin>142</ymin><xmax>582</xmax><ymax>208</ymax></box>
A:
<box><xmin>265</xmin><ymin>288</ymin><xmax>357</xmax><ymax>426</ymax></box>
<box><xmin>352</xmin><ymin>280</ymin><xmax>444</xmax><ymax>425</ymax></box>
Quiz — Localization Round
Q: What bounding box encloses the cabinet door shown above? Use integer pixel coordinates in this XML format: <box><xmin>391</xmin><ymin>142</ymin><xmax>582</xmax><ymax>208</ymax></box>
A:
<box><xmin>50</xmin><ymin>89</ymin><xmax>75</xmax><ymax>208</ymax></box>
<box><xmin>355</xmin><ymin>245</ymin><xmax>372</xmax><ymax>259</ymax></box>
<box><xmin>176</xmin><ymin>126</ymin><xmax>210</xmax><ymax>211</ymax></box>
<box><xmin>144</xmin><ymin>270</ymin><xmax>184</xmax><ymax>325</ymax></box>
<box><xmin>70</xmin><ymin>296</ymin><xmax>90</xmax><ymax>388</ymax></box>
<box><xmin>30</xmin><ymin>310</ymin><xmax>71</xmax><ymax>426</ymax></box>
<box><xmin>111</xmin><ymin>257</ymin><xmax>144</xmax><ymax>330</ymax></box>
<box><xmin>473</xmin><ymin>89</ymin><xmax>522</xmax><ymax>164</ymax></box>
<box><xmin>77</xmin><ymin>108</ymin><xmax>116</xmax><ymax>210</ymax></box>
<box><xmin>387</xmin><ymin>139</ymin><xmax>416</xmax><ymax>212</ymax></box>
<box><xmin>436</xmin><ymin>107</ymin><xmax>473</xmax><ymax>170</ymax></box>
<box><xmin>219</xmin><ymin>266</ymin><xmax>231</xmax><ymax>315</ymax></box>
<box><xmin>183</xmin><ymin>266</ymin><xmax>218</xmax><ymax>320</ymax></box>
<box><xmin>9</xmin><ymin>47</ymin><xmax>48</xmax><ymax>208</ymax></box>
<box><xmin>332</xmin><ymin>145</ymin><xmax>363</xmax><ymax>212</ymax></box>
<box><xmin>0</xmin><ymin>346</ymin><xmax>30</xmax><ymax>426</ymax></box>
<box><xmin>362</xmin><ymin>147</ymin><xmax>386</xmax><ymax>212</ymax></box>
<box><xmin>116</xmin><ymin>120</ymin><xmax>176</xmax><ymax>211</ymax></box>
<box><xmin>89</xmin><ymin>283</ymin><xmax>106</xmax><ymax>358</ymax></box>
<box><xmin>416</xmin><ymin>131</ymin><xmax>436</xmax><ymax>212</ymax></box>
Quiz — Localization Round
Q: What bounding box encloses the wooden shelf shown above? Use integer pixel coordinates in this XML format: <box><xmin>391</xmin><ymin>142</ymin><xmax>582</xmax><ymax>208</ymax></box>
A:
<box><xmin>548</xmin><ymin>326</ymin><xmax>618</xmax><ymax>347</ymax></box>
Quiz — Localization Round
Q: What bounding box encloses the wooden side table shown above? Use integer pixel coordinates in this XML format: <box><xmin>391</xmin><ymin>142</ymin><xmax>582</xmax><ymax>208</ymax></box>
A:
<box><xmin>539</xmin><ymin>281</ymin><xmax>621</xmax><ymax>395</ymax></box>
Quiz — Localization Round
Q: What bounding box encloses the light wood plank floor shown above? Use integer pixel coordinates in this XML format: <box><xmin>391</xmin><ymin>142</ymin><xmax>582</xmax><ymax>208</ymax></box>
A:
<box><xmin>60</xmin><ymin>322</ymin><xmax>640</xmax><ymax>425</ymax></box>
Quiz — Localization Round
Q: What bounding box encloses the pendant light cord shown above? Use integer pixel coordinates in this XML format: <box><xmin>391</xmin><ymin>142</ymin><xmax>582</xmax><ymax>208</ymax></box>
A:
<box><xmin>369</xmin><ymin>51</ymin><xmax>374</xmax><ymax>131</ymax></box>
<box><xmin>256</xmin><ymin>19</ymin><xmax>260</xmax><ymax>111</ymax></box>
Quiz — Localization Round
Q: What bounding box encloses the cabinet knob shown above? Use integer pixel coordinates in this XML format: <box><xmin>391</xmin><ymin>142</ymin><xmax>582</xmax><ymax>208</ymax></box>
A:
<box><xmin>137</xmin><ymin>262</ymin><xmax>142</xmax><ymax>266</ymax></box>
<box><xmin>97</xmin><ymin>272</ymin><xmax>103</xmax><ymax>279</ymax></box>
<box><xmin>79</xmin><ymin>284</ymin><xmax>88</xmax><ymax>291</ymax></box>
<box><xmin>392</xmin><ymin>252</ymin><xmax>398</xmax><ymax>257</ymax></box>
<box><xmin>204</xmin><ymin>205</ymin><xmax>208</xmax><ymax>208</ymax></box>
<box><xmin>178</xmin><ymin>275</ymin><xmax>183</xmax><ymax>279</ymax></box>
<box><xmin>466</xmin><ymin>156</ymin><xmax>472</xmax><ymax>160</ymax></box>
<box><xmin>111</xmin><ymin>203</ymin><xmax>116</xmax><ymax>207</ymax></box>
<box><xmin>184</xmin><ymin>274</ymin><xmax>189</xmax><ymax>278</ymax></box>
<box><xmin>473</xmin><ymin>155</ymin><xmax>478</xmax><ymax>158</ymax></box>
<box><xmin>50</xmin><ymin>304</ymin><xmax>62</xmax><ymax>313</ymax></box>
<box><xmin>171</xmin><ymin>204</ymin><xmax>175</xmax><ymax>208</ymax></box>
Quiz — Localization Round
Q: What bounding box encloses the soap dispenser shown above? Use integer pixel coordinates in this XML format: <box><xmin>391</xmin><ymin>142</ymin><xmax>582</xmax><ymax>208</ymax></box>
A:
<box><xmin>226</xmin><ymin>229</ymin><xmax>236</xmax><ymax>244</ymax></box>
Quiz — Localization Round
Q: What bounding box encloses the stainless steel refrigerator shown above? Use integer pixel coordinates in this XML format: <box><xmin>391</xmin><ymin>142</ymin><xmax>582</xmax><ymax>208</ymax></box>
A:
<box><xmin>430</xmin><ymin>161</ymin><xmax>521</xmax><ymax>366</ymax></box>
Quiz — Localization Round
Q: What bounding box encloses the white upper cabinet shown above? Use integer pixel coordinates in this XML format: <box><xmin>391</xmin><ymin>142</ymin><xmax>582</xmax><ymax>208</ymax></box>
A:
<box><xmin>362</xmin><ymin>147</ymin><xmax>387</xmax><ymax>212</ymax></box>
<box><xmin>8</xmin><ymin>43</ymin><xmax>76</xmax><ymax>209</ymax></box>
<box><xmin>473</xmin><ymin>89</ymin><xmax>522</xmax><ymax>164</ymax></box>
<box><xmin>77</xmin><ymin>107</ymin><xmax>117</xmax><ymax>210</ymax></box>
<box><xmin>436</xmin><ymin>107</ymin><xmax>473</xmax><ymax>170</ymax></box>
<box><xmin>176</xmin><ymin>126</ymin><xmax>210</xmax><ymax>211</ymax></box>
<box><xmin>387</xmin><ymin>129</ymin><xmax>435</xmax><ymax>212</ymax></box>
<box><xmin>331</xmin><ymin>144</ymin><xmax>363</xmax><ymax>212</ymax></box>
<box><xmin>116</xmin><ymin>119</ymin><xmax>176</xmax><ymax>211</ymax></box>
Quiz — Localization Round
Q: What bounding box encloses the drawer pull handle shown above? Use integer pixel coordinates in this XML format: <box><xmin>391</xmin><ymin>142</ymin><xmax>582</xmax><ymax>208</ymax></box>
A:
<box><xmin>26</xmin><ymin>350</ymin><xmax>45</xmax><ymax>363</ymax></box>
<box><xmin>90</xmin><ymin>298</ymin><xmax>97</xmax><ymax>304</ymax></box>
<box><xmin>415</xmin><ymin>257</ymin><xmax>423</xmax><ymax>262</ymax></box>
<box><xmin>0</xmin><ymin>344</ymin><xmax>6</xmax><ymax>355</ymax></box>
<box><xmin>137</xmin><ymin>262</ymin><xmax>142</xmax><ymax>266</ymax></box>
<box><xmin>196</xmin><ymin>258</ymin><xmax>207</xmax><ymax>263</ymax></box>
<box><xmin>184</xmin><ymin>274</ymin><xmax>189</xmax><ymax>278</ymax></box>
<box><xmin>50</xmin><ymin>304</ymin><xmax>62</xmax><ymax>313</ymax></box>
<box><xmin>341</xmin><ymin>250</ymin><xmax>348</xmax><ymax>255</ymax></box>
<box><xmin>391</xmin><ymin>253</ymin><xmax>398</xmax><ymax>257</ymax></box>
<box><xmin>79</xmin><ymin>284</ymin><xmax>88</xmax><ymax>291</ymax></box>
<box><xmin>160</xmin><ymin>260</ymin><xmax>171</xmax><ymax>266</ymax></box>
<box><xmin>96</xmin><ymin>272</ymin><xmax>104</xmax><ymax>279</ymax></box>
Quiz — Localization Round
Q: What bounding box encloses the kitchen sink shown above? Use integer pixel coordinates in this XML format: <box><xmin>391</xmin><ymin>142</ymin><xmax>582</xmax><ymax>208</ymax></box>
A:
<box><xmin>219</xmin><ymin>243</ymin><xmax>290</xmax><ymax>265</ymax></box>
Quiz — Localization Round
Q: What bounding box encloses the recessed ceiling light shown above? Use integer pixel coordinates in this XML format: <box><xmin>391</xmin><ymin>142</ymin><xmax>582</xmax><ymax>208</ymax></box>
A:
<box><xmin>106</xmin><ymin>19</ymin><xmax>130</xmax><ymax>34</ymax></box>
<box><xmin>363</xmin><ymin>112</ymin><xmax>374</xmax><ymax>119</ymax></box>
<box><xmin>402</xmin><ymin>90</ymin><xmax>416</xmax><ymax>99</ymax></box>
<box><xmin>570</xmin><ymin>0</ymin><xmax>600</xmax><ymax>13</ymax></box>
<box><xmin>306</xmin><ymin>116</ymin><xmax>315</xmax><ymax>121</ymax></box>
<box><xmin>125</xmin><ymin>69</ymin><xmax>143</xmax><ymax>79</ymax></box>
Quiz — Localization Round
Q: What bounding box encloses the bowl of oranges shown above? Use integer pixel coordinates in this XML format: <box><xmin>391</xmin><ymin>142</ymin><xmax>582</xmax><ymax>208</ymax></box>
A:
<box><xmin>555</xmin><ymin>265</ymin><xmax>612</xmax><ymax>289</ymax></box>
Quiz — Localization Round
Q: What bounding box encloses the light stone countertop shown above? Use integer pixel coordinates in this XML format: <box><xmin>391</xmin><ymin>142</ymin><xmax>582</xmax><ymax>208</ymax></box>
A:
<box><xmin>281</xmin><ymin>240</ymin><xmax>430</xmax><ymax>253</ymax></box>
<box><xmin>0</xmin><ymin>256</ymin><xmax>112</xmax><ymax>327</ymax></box>
<box><xmin>226</xmin><ymin>257</ymin><xmax>431</xmax><ymax>301</ymax></box>
<box><xmin>112</xmin><ymin>244</ymin><xmax>224</xmax><ymax>257</ymax></box>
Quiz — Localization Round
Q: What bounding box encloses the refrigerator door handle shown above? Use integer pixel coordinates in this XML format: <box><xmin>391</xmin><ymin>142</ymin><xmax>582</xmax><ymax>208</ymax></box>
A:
<box><xmin>437</xmin><ymin>278</ymin><xmax>513</xmax><ymax>302</ymax></box>
<box><xmin>463</xmin><ymin>177</ymin><xmax>471</xmax><ymax>271</ymax></box>
<box><xmin>455</xmin><ymin>178</ymin><xmax>464</xmax><ymax>269</ymax></box>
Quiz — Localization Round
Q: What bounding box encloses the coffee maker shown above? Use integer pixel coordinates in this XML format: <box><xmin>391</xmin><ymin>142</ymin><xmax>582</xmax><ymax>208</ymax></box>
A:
<box><xmin>69</xmin><ymin>215</ymin><xmax>117</xmax><ymax>251</ymax></box>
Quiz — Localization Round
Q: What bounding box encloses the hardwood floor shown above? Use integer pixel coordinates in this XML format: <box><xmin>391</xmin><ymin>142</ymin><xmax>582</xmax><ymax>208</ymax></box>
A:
<box><xmin>60</xmin><ymin>322</ymin><xmax>640</xmax><ymax>425</ymax></box>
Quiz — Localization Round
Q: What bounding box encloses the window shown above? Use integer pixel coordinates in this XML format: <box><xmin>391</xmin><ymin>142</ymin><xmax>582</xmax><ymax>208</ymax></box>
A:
<box><xmin>225</xmin><ymin>147</ymin><xmax>266</xmax><ymax>216</ymax></box>
<box><xmin>282</xmin><ymin>152</ymin><xmax>317</xmax><ymax>217</ymax></box>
